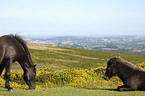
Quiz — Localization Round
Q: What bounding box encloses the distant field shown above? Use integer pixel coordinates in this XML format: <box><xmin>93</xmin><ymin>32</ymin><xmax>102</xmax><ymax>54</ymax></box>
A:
<box><xmin>25</xmin><ymin>36</ymin><xmax>145</xmax><ymax>55</ymax></box>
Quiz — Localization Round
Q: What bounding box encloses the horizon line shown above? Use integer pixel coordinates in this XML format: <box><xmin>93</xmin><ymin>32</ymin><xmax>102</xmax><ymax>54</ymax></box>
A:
<box><xmin>23</xmin><ymin>34</ymin><xmax>145</xmax><ymax>38</ymax></box>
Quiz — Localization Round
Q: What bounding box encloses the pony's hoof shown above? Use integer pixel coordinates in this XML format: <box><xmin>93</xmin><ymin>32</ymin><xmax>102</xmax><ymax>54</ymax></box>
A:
<box><xmin>8</xmin><ymin>89</ymin><xmax>13</xmax><ymax>92</ymax></box>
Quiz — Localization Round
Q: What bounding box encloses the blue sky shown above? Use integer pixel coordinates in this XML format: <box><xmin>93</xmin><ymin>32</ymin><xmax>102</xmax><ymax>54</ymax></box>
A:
<box><xmin>0</xmin><ymin>0</ymin><xmax>145</xmax><ymax>37</ymax></box>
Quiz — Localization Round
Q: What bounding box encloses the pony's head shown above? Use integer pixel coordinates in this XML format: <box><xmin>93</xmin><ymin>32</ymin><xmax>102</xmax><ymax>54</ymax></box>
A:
<box><xmin>103</xmin><ymin>58</ymin><xmax>117</xmax><ymax>81</ymax></box>
<box><xmin>23</xmin><ymin>65</ymin><xmax>36</xmax><ymax>89</ymax></box>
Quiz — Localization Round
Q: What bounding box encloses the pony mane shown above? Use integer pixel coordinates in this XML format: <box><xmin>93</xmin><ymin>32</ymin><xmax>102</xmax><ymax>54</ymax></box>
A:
<box><xmin>9</xmin><ymin>34</ymin><xmax>28</xmax><ymax>53</ymax></box>
<box><xmin>111</xmin><ymin>56</ymin><xmax>144</xmax><ymax>71</ymax></box>
<box><xmin>7</xmin><ymin>34</ymin><xmax>33</xmax><ymax>66</ymax></box>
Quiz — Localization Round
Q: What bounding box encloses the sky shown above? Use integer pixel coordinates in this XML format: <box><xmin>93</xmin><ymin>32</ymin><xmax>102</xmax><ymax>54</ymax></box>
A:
<box><xmin>0</xmin><ymin>0</ymin><xmax>145</xmax><ymax>37</ymax></box>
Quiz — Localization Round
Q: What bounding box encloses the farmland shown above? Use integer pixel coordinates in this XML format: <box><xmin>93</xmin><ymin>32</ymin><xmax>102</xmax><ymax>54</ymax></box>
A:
<box><xmin>25</xmin><ymin>36</ymin><xmax>145</xmax><ymax>54</ymax></box>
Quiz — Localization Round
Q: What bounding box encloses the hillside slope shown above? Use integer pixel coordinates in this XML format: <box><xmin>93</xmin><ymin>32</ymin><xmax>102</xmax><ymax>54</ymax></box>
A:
<box><xmin>12</xmin><ymin>43</ymin><xmax>145</xmax><ymax>71</ymax></box>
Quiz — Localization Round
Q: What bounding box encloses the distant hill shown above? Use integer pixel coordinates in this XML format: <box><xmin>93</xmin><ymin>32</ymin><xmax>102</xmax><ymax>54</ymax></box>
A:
<box><xmin>12</xmin><ymin>43</ymin><xmax>145</xmax><ymax>71</ymax></box>
<box><xmin>25</xmin><ymin>36</ymin><xmax>145</xmax><ymax>55</ymax></box>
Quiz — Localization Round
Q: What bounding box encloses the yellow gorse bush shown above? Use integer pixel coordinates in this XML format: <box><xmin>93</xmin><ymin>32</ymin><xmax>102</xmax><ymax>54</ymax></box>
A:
<box><xmin>0</xmin><ymin>62</ymin><xmax>144</xmax><ymax>89</ymax></box>
<box><xmin>136</xmin><ymin>62</ymin><xmax>145</xmax><ymax>69</ymax></box>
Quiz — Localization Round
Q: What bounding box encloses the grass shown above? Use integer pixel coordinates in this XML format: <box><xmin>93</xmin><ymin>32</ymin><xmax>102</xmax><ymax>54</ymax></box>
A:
<box><xmin>0</xmin><ymin>87</ymin><xmax>144</xmax><ymax>96</ymax></box>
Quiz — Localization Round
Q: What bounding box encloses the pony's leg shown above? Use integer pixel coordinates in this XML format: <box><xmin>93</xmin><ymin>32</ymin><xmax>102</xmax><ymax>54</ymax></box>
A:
<box><xmin>4</xmin><ymin>59</ymin><xmax>13</xmax><ymax>91</ymax></box>
<box><xmin>0</xmin><ymin>63</ymin><xmax>5</xmax><ymax>75</ymax></box>
<box><xmin>117</xmin><ymin>85</ymin><xmax>136</xmax><ymax>91</ymax></box>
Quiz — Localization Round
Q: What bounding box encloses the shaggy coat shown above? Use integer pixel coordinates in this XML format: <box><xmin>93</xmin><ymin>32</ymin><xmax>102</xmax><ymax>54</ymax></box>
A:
<box><xmin>104</xmin><ymin>56</ymin><xmax>145</xmax><ymax>91</ymax></box>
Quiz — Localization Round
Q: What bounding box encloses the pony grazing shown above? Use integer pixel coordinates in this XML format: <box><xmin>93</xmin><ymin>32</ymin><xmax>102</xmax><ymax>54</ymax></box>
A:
<box><xmin>0</xmin><ymin>34</ymin><xmax>36</xmax><ymax>91</ymax></box>
<box><xmin>103</xmin><ymin>56</ymin><xmax>145</xmax><ymax>91</ymax></box>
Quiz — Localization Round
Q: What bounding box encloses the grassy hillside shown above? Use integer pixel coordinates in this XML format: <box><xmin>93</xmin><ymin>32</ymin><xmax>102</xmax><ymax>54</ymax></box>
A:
<box><xmin>12</xmin><ymin>43</ymin><xmax>145</xmax><ymax>71</ymax></box>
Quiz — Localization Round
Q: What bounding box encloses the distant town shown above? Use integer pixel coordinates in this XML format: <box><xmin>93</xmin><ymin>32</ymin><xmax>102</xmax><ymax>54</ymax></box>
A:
<box><xmin>25</xmin><ymin>36</ymin><xmax>145</xmax><ymax>55</ymax></box>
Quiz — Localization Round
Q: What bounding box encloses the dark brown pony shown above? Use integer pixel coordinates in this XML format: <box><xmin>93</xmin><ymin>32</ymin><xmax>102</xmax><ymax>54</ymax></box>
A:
<box><xmin>103</xmin><ymin>56</ymin><xmax>145</xmax><ymax>91</ymax></box>
<box><xmin>0</xmin><ymin>34</ymin><xmax>36</xmax><ymax>91</ymax></box>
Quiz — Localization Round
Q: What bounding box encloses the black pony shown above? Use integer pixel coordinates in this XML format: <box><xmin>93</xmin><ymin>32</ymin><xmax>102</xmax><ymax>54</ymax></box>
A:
<box><xmin>104</xmin><ymin>56</ymin><xmax>145</xmax><ymax>91</ymax></box>
<box><xmin>0</xmin><ymin>34</ymin><xmax>36</xmax><ymax>91</ymax></box>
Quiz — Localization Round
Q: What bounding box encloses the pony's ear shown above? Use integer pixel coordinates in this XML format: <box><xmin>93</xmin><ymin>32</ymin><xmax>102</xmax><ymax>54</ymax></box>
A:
<box><xmin>33</xmin><ymin>64</ymin><xmax>37</xmax><ymax>67</ymax></box>
<box><xmin>34</xmin><ymin>64</ymin><xmax>37</xmax><ymax>67</ymax></box>
<box><xmin>110</xmin><ymin>60</ymin><xmax>115</xmax><ymax>66</ymax></box>
<box><xmin>109</xmin><ymin>60</ymin><xmax>113</xmax><ymax>65</ymax></box>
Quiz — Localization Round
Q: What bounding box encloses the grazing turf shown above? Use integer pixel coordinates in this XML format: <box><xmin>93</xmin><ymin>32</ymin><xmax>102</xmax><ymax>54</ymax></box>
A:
<box><xmin>0</xmin><ymin>87</ymin><xmax>144</xmax><ymax>96</ymax></box>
